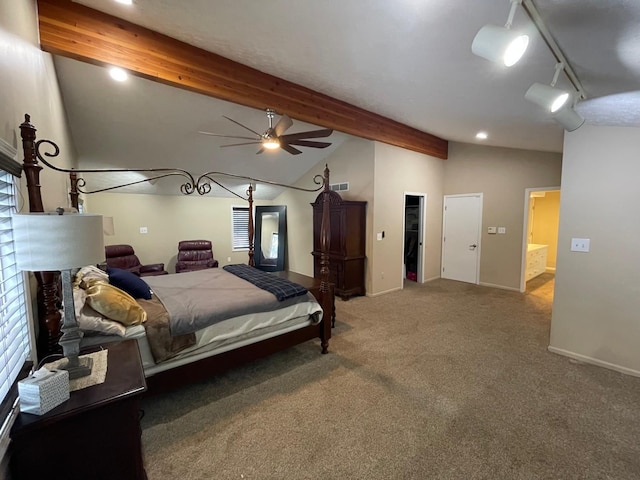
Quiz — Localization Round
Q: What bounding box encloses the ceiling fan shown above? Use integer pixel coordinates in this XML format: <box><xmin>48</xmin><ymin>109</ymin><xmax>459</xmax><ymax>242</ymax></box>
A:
<box><xmin>198</xmin><ymin>109</ymin><xmax>333</xmax><ymax>155</ymax></box>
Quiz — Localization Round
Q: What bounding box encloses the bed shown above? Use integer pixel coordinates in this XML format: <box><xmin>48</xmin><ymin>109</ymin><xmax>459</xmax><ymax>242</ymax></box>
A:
<box><xmin>19</xmin><ymin>113</ymin><xmax>334</xmax><ymax>393</ymax></box>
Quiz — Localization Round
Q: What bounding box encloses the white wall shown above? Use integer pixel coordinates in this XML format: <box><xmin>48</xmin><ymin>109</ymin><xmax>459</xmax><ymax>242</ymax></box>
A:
<box><xmin>444</xmin><ymin>143</ymin><xmax>562</xmax><ymax>290</ymax></box>
<box><xmin>0</xmin><ymin>2</ymin><xmax>75</xmax><ymax>476</ymax></box>
<box><xmin>372</xmin><ymin>142</ymin><xmax>444</xmax><ymax>295</ymax></box>
<box><xmin>85</xmin><ymin>192</ymin><xmax>258</xmax><ymax>272</ymax></box>
<box><xmin>0</xmin><ymin>1</ymin><xmax>77</xmax><ymax>210</ymax></box>
<box><xmin>549</xmin><ymin>124</ymin><xmax>640</xmax><ymax>376</ymax></box>
<box><xmin>278</xmin><ymin>137</ymin><xmax>375</xmax><ymax>280</ymax></box>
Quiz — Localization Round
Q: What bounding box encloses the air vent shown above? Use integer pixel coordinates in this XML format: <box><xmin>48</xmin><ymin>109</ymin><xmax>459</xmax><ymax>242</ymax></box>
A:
<box><xmin>330</xmin><ymin>182</ymin><xmax>349</xmax><ymax>192</ymax></box>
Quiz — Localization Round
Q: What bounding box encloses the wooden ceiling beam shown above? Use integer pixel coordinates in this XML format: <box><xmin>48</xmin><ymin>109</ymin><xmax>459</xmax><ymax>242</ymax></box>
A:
<box><xmin>36</xmin><ymin>0</ymin><xmax>448</xmax><ymax>159</ymax></box>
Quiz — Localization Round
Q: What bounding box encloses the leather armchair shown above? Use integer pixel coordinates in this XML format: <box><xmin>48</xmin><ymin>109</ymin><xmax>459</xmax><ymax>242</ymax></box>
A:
<box><xmin>175</xmin><ymin>240</ymin><xmax>219</xmax><ymax>273</ymax></box>
<box><xmin>104</xmin><ymin>244</ymin><xmax>168</xmax><ymax>277</ymax></box>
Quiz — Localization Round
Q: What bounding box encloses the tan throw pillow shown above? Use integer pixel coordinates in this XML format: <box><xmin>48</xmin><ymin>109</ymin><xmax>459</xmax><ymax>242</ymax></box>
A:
<box><xmin>73</xmin><ymin>287</ymin><xmax>127</xmax><ymax>336</ymax></box>
<box><xmin>84</xmin><ymin>280</ymin><xmax>147</xmax><ymax>326</ymax></box>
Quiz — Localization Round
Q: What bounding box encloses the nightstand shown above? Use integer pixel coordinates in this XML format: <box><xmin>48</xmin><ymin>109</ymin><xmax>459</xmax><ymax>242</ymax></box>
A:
<box><xmin>10</xmin><ymin>339</ymin><xmax>147</xmax><ymax>480</ymax></box>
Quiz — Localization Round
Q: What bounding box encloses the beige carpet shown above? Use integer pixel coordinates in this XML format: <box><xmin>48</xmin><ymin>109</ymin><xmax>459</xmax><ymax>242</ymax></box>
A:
<box><xmin>140</xmin><ymin>277</ymin><xmax>640</xmax><ymax>479</ymax></box>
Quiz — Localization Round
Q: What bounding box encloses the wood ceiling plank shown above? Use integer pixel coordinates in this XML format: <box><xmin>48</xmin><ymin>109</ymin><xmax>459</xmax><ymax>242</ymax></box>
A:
<box><xmin>37</xmin><ymin>0</ymin><xmax>448</xmax><ymax>159</ymax></box>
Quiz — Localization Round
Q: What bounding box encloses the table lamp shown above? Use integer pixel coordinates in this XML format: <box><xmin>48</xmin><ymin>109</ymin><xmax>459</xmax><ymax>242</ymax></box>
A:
<box><xmin>12</xmin><ymin>210</ymin><xmax>104</xmax><ymax>379</ymax></box>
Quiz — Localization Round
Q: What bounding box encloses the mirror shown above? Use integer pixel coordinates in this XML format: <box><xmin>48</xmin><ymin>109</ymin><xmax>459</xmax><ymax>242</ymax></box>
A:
<box><xmin>254</xmin><ymin>205</ymin><xmax>287</xmax><ymax>271</ymax></box>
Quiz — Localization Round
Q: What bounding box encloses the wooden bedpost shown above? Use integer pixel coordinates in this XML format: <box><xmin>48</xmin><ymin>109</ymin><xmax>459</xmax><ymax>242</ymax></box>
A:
<box><xmin>69</xmin><ymin>171</ymin><xmax>80</xmax><ymax>211</ymax></box>
<box><xmin>247</xmin><ymin>183</ymin><xmax>255</xmax><ymax>266</ymax></box>
<box><xmin>20</xmin><ymin>114</ymin><xmax>62</xmax><ymax>357</ymax></box>
<box><xmin>319</xmin><ymin>165</ymin><xmax>332</xmax><ymax>354</ymax></box>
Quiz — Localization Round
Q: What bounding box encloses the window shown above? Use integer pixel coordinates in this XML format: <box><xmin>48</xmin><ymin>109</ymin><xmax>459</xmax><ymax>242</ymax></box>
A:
<box><xmin>231</xmin><ymin>205</ymin><xmax>250</xmax><ymax>251</ymax></box>
<box><xmin>0</xmin><ymin>167</ymin><xmax>30</xmax><ymax>452</ymax></box>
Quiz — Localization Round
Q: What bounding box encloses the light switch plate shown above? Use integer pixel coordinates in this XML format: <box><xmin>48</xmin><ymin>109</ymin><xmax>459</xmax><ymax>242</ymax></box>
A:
<box><xmin>571</xmin><ymin>237</ymin><xmax>590</xmax><ymax>252</ymax></box>
<box><xmin>498</xmin><ymin>227</ymin><xmax>506</xmax><ymax>234</ymax></box>
<box><xmin>376</xmin><ymin>232</ymin><xmax>383</xmax><ymax>241</ymax></box>
<box><xmin>488</xmin><ymin>226</ymin><xmax>497</xmax><ymax>234</ymax></box>
<box><xmin>140</xmin><ymin>227</ymin><xmax>148</xmax><ymax>234</ymax></box>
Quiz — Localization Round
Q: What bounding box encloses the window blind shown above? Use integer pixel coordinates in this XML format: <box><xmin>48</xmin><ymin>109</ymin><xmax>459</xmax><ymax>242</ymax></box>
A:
<box><xmin>0</xmin><ymin>170</ymin><xmax>29</xmax><ymax>405</ymax></box>
<box><xmin>231</xmin><ymin>206</ymin><xmax>250</xmax><ymax>250</ymax></box>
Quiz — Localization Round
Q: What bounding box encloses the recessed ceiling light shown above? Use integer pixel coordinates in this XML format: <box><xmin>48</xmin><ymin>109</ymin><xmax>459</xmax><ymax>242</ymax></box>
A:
<box><xmin>114</xmin><ymin>0</ymin><xmax>133</xmax><ymax>5</ymax></box>
<box><xmin>476</xmin><ymin>132</ymin><xmax>488</xmax><ymax>140</ymax></box>
<box><xmin>109</xmin><ymin>67</ymin><xmax>128</xmax><ymax>82</ymax></box>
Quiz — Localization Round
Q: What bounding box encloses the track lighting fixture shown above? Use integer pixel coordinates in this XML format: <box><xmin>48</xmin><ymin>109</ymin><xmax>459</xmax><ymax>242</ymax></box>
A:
<box><xmin>525</xmin><ymin>63</ymin><xmax>584</xmax><ymax>132</ymax></box>
<box><xmin>471</xmin><ymin>0</ymin><xmax>529</xmax><ymax>67</ymax></box>
<box><xmin>551</xmin><ymin>106</ymin><xmax>585</xmax><ymax>132</ymax></box>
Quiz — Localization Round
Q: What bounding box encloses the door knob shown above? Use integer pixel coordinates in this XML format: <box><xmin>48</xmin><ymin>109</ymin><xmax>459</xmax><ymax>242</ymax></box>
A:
<box><xmin>469</xmin><ymin>244</ymin><xmax>477</xmax><ymax>249</ymax></box>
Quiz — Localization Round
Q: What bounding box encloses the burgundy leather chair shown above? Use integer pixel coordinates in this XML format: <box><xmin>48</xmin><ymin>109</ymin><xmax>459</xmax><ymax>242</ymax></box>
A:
<box><xmin>104</xmin><ymin>244</ymin><xmax>168</xmax><ymax>277</ymax></box>
<box><xmin>175</xmin><ymin>240</ymin><xmax>219</xmax><ymax>273</ymax></box>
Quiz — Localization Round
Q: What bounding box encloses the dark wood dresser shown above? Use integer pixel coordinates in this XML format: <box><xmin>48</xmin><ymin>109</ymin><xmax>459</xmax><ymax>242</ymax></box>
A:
<box><xmin>311</xmin><ymin>190</ymin><xmax>366</xmax><ymax>300</ymax></box>
<box><xmin>10</xmin><ymin>339</ymin><xmax>147</xmax><ymax>480</ymax></box>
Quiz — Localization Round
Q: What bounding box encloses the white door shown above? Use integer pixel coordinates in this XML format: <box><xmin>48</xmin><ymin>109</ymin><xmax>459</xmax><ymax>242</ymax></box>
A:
<box><xmin>441</xmin><ymin>194</ymin><xmax>482</xmax><ymax>283</ymax></box>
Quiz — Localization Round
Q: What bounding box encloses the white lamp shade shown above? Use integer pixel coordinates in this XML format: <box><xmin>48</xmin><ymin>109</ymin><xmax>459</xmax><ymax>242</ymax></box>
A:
<box><xmin>472</xmin><ymin>24</ymin><xmax>529</xmax><ymax>67</ymax></box>
<box><xmin>12</xmin><ymin>213</ymin><xmax>105</xmax><ymax>271</ymax></box>
<box><xmin>553</xmin><ymin>106</ymin><xmax>585</xmax><ymax>132</ymax></box>
<box><xmin>525</xmin><ymin>83</ymin><xmax>571</xmax><ymax>113</ymax></box>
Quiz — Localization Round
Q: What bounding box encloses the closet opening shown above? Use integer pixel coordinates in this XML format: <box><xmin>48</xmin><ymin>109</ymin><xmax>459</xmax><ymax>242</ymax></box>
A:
<box><xmin>403</xmin><ymin>193</ymin><xmax>426</xmax><ymax>284</ymax></box>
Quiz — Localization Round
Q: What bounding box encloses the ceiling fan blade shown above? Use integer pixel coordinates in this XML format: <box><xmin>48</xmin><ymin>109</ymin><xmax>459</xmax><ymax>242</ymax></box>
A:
<box><xmin>274</xmin><ymin>114</ymin><xmax>293</xmax><ymax>137</ymax></box>
<box><xmin>280</xmin><ymin>143</ymin><xmax>303</xmax><ymax>155</ymax></box>
<box><xmin>222</xmin><ymin>115</ymin><xmax>263</xmax><ymax>137</ymax></box>
<box><xmin>256</xmin><ymin>147</ymin><xmax>265</xmax><ymax>155</ymax></box>
<box><xmin>280</xmin><ymin>128</ymin><xmax>334</xmax><ymax>141</ymax></box>
<box><xmin>220</xmin><ymin>141</ymin><xmax>262</xmax><ymax>148</ymax></box>
<box><xmin>198</xmin><ymin>131</ymin><xmax>258</xmax><ymax>140</ymax></box>
<box><xmin>286</xmin><ymin>140</ymin><xmax>332</xmax><ymax>149</ymax></box>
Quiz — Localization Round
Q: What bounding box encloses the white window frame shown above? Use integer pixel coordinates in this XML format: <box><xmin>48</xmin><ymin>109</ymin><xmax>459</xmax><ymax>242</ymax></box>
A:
<box><xmin>0</xmin><ymin>142</ymin><xmax>33</xmax><ymax>463</ymax></box>
<box><xmin>231</xmin><ymin>205</ymin><xmax>251</xmax><ymax>251</ymax></box>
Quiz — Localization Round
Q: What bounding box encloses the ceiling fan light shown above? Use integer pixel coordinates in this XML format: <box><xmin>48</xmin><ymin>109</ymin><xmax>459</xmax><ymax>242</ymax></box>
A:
<box><xmin>262</xmin><ymin>138</ymin><xmax>280</xmax><ymax>150</ymax></box>
<box><xmin>472</xmin><ymin>25</ymin><xmax>529</xmax><ymax>67</ymax></box>
<box><xmin>525</xmin><ymin>83</ymin><xmax>571</xmax><ymax>113</ymax></box>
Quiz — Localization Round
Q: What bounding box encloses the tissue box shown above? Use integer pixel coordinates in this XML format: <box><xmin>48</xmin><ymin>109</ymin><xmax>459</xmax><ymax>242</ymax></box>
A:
<box><xmin>18</xmin><ymin>368</ymin><xmax>70</xmax><ymax>415</ymax></box>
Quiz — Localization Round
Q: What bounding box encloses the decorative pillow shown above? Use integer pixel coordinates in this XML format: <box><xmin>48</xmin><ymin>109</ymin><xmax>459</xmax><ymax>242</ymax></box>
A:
<box><xmin>84</xmin><ymin>280</ymin><xmax>147</xmax><ymax>326</ymax></box>
<box><xmin>107</xmin><ymin>267</ymin><xmax>152</xmax><ymax>300</ymax></box>
<box><xmin>74</xmin><ymin>265</ymin><xmax>109</xmax><ymax>288</ymax></box>
<box><xmin>72</xmin><ymin>287</ymin><xmax>127</xmax><ymax>336</ymax></box>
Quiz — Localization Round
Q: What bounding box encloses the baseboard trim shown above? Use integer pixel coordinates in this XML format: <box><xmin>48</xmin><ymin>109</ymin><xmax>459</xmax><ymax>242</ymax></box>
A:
<box><xmin>368</xmin><ymin>286</ymin><xmax>402</xmax><ymax>297</ymax></box>
<box><xmin>548</xmin><ymin>346</ymin><xmax>640</xmax><ymax>378</ymax></box>
<box><xmin>478</xmin><ymin>282</ymin><xmax>520</xmax><ymax>292</ymax></box>
<box><xmin>422</xmin><ymin>275</ymin><xmax>440</xmax><ymax>283</ymax></box>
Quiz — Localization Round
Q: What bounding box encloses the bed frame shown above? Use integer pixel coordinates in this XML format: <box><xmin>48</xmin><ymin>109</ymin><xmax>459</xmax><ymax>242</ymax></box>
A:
<box><xmin>19</xmin><ymin>114</ymin><xmax>333</xmax><ymax>393</ymax></box>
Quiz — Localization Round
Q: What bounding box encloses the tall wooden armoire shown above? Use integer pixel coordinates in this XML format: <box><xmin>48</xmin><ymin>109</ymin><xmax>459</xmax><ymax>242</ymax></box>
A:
<box><xmin>311</xmin><ymin>190</ymin><xmax>366</xmax><ymax>300</ymax></box>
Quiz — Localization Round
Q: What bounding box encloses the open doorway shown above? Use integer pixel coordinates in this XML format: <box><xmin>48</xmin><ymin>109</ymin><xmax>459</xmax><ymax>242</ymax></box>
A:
<box><xmin>403</xmin><ymin>193</ymin><xmax>426</xmax><ymax>284</ymax></box>
<box><xmin>520</xmin><ymin>187</ymin><xmax>560</xmax><ymax>296</ymax></box>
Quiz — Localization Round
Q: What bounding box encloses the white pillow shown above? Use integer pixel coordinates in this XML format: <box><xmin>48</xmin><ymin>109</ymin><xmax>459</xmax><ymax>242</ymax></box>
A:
<box><xmin>74</xmin><ymin>265</ymin><xmax>109</xmax><ymax>288</ymax></box>
<box><xmin>72</xmin><ymin>287</ymin><xmax>126</xmax><ymax>337</ymax></box>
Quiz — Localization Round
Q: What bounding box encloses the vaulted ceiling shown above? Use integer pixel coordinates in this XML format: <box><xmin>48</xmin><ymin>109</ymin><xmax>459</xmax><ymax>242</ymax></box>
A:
<box><xmin>39</xmin><ymin>0</ymin><xmax>640</xmax><ymax>197</ymax></box>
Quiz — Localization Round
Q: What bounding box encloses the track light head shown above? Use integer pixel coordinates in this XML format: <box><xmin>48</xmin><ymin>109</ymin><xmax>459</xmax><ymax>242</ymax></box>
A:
<box><xmin>552</xmin><ymin>106</ymin><xmax>585</xmax><ymax>132</ymax></box>
<box><xmin>525</xmin><ymin>83</ymin><xmax>571</xmax><ymax>113</ymax></box>
<box><xmin>525</xmin><ymin>83</ymin><xmax>585</xmax><ymax>131</ymax></box>
<box><xmin>472</xmin><ymin>25</ymin><xmax>529</xmax><ymax>67</ymax></box>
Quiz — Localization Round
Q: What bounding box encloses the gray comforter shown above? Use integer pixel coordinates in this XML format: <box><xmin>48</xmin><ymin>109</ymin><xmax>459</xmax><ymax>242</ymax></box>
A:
<box><xmin>144</xmin><ymin>268</ymin><xmax>316</xmax><ymax>336</ymax></box>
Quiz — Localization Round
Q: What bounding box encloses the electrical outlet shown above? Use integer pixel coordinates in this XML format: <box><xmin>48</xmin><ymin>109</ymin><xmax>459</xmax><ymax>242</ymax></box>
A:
<box><xmin>570</xmin><ymin>238</ymin><xmax>590</xmax><ymax>252</ymax></box>
<box><xmin>139</xmin><ymin>227</ymin><xmax>148</xmax><ymax>234</ymax></box>
<box><xmin>227</xmin><ymin>257</ymin><xmax>231</xmax><ymax>262</ymax></box>
<box><xmin>497</xmin><ymin>227</ymin><xmax>506</xmax><ymax>234</ymax></box>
